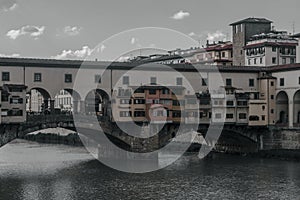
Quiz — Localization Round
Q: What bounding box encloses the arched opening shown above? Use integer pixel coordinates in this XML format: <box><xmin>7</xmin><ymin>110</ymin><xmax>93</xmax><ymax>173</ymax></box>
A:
<box><xmin>84</xmin><ymin>89</ymin><xmax>110</xmax><ymax>117</ymax></box>
<box><xmin>293</xmin><ymin>90</ymin><xmax>300</xmax><ymax>126</ymax></box>
<box><xmin>276</xmin><ymin>91</ymin><xmax>289</xmax><ymax>125</ymax></box>
<box><xmin>26</xmin><ymin>88</ymin><xmax>51</xmax><ymax>115</ymax></box>
<box><xmin>54</xmin><ymin>89</ymin><xmax>82</xmax><ymax>114</ymax></box>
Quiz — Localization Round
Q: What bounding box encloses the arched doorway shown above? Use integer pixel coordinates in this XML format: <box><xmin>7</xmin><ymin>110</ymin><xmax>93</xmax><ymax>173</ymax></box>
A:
<box><xmin>26</xmin><ymin>88</ymin><xmax>51</xmax><ymax>114</ymax></box>
<box><xmin>293</xmin><ymin>90</ymin><xmax>300</xmax><ymax>126</ymax></box>
<box><xmin>276</xmin><ymin>91</ymin><xmax>289</xmax><ymax>125</ymax></box>
<box><xmin>85</xmin><ymin>89</ymin><xmax>110</xmax><ymax>117</ymax></box>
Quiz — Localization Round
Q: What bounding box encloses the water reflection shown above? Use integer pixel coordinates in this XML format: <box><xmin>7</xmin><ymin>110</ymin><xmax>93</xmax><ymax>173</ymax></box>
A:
<box><xmin>0</xmin><ymin>139</ymin><xmax>300</xmax><ymax>200</ymax></box>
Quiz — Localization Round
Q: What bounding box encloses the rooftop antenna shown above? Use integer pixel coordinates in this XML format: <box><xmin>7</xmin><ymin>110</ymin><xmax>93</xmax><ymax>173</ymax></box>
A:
<box><xmin>292</xmin><ymin>21</ymin><xmax>295</xmax><ymax>35</ymax></box>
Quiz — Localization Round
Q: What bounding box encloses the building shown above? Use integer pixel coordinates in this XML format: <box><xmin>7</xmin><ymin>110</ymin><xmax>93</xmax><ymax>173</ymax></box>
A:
<box><xmin>130</xmin><ymin>41</ymin><xmax>233</xmax><ymax>66</ymax></box>
<box><xmin>54</xmin><ymin>90</ymin><xmax>73</xmax><ymax>112</ymax></box>
<box><xmin>1</xmin><ymin>84</ymin><xmax>27</xmax><ymax>123</ymax></box>
<box><xmin>230</xmin><ymin>17</ymin><xmax>273</xmax><ymax>66</ymax></box>
<box><xmin>245</xmin><ymin>31</ymin><xmax>298</xmax><ymax>66</ymax></box>
<box><xmin>292</xmin><ymin>33</ymin><xmax>300</xmax><ymax>63</ymax></box>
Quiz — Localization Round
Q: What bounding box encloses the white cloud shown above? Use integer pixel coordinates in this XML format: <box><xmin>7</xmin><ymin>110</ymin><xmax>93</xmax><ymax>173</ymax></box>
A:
<box><xmin>52</xmin><ymin>46</ymin><xmax>92</xmax><ymax>60</ymax></box>
<box><xmin>131</xmin><ymin>37</ymin><xmax>136</xmax><ymax>44</ymax></box>
<box><xmin>117</xmin><ymin>56</ymin><xmax>131</xmax><ymax>62</ymax></box>
<box><xmin>0</xmin><ymin>53</ymin><xmax>20</xmax><ymax>57</ymax></box>
<box><xmin>188</xmin><ymin>32</ymin><xmax>196</xmax><ymax>37</ymax></box>
<box><xmin>6</xmin><ymin>25</ymin><xmax>45</xmax><ymax>40</ymax></box>
<box><xmin>207</xmin><ymin>31</ymin><xmax>226</xmax><ymax>41</ymax></box>
<box><xmin>63</xmin><ymin>26</ymin><xmax>82</xmax><ymax>36</ymax></box>
<box><xmin>100</xmin><ymin>44</ymin><xmax>106</xmax><ymax>52</ymax></box>
<box><xmin>0</xmin><ymin>0</ymin><xmax>17</xmax><ymax>12</ymax></box>
<box><xmin>171</xmin><ymin>10</ymin><xmax>190</xmax><ymax>20</ymax></box>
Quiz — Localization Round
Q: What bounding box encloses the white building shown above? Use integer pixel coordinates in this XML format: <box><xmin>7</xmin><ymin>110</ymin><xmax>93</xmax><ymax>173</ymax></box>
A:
<box><xmin>54</xmin><ymin>90</ymin><xmax>73</xmax><ymax>112</ymax></box>
<box><xmin>245</xmin><ymin>31</ymin><xmax>298</xmax><ymax>67</ymax></box>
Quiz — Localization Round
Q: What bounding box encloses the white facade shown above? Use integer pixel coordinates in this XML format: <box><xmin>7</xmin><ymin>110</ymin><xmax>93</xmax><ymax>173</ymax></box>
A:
<box><xmin>245</xmin><ymin>33</ymin><xmax>298</xmax><ymax>67</ymax></box>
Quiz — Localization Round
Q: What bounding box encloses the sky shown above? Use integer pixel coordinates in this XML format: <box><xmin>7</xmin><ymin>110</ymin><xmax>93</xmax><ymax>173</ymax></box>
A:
<box><xmin>0</xmin><ymin>0</ymin><xmax>300</xmax><ymax>60</ymax></box>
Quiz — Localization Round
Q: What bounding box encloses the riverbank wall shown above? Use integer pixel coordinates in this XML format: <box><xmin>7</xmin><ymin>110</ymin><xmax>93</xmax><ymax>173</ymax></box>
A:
<box><xmin>23</xmin><ymin>132</ymin><xmax>83</xmax><ymax>146</ymax></box>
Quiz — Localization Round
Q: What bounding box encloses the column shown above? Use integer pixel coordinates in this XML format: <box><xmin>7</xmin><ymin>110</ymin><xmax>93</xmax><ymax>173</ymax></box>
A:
<box><xmin>80</xmin><ymin>100</ymin><xmax>86</xmax><ymax>114</ymax></box>
<box><xmin>43</xmin><ymin>99</ymin><xmax>49</xmax><ymax>111</ymax></box>
<box><xmin>73</xmin><ymin>100</ymin><xmax>79</xmax><ymax>114</ymax></box>
<box><xmin>50</xmin><ymin>100</ymin><xmax>55</xmax><ymax>114</ymax></box>
<box><xmin>289</xmin><ymin>100</ymin><xmax>294</xmax><ymax>128</ymax></box>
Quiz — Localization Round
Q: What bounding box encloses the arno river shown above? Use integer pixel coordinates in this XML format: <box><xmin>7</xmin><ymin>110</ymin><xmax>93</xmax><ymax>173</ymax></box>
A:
<box><xmin>0</xmin><ymin>139</ymin><xmax>300</xmax><ymax>200</ymax></box>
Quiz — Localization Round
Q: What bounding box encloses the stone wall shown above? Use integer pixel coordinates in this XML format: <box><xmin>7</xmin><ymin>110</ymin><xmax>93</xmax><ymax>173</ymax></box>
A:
<box><xmin>262</xmin><ymin>128</ymin><xmax>300</xmax><ymax>150</ymax></box>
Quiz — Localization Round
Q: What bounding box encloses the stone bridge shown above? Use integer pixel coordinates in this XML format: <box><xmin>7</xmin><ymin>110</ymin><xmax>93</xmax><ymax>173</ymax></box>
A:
<box><xmin>0</xmin><ymin>113</ymin><xmax>267</xmax><ymax>153</ymax></box>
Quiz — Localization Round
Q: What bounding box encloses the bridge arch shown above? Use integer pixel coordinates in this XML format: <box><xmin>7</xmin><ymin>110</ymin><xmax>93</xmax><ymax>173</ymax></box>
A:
<box><xmin>276</xmin><ymin>91</ymin><xmax>289</xmax><ymax>125</ymax></box>
<box><xmin>27</xmin><ymin>87</ymin><xmax>52</xmax><ymax>113</ymax></box>
<box><xmin>293</xmin><ymin>90</ymin><xmax>300</xmax><ymax>125</ymax></box>
<box><xmin>85</xmin><ymin>89</ymin><xmax>110</xmax><ymax>116</ymax></box>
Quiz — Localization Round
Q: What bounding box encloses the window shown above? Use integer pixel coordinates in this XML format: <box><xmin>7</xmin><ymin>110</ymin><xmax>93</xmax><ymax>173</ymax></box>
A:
<box><xmin>149</xmin><ymin>89</ymin><xmax>156</xmax><ymax>95</ymax></box>
<box><xmin>248</xmin><ymin>59</ymin><xmax>251</xmax><ymax>65</ymax></box>
<box><xmin>249</xmin><ymin>115</ymin><xmax>259</xmax><ymax>121</ymax></box>
<box><xmin>123</xmin><ymin>76</ymin><xmax>129</xmax><ymax>85</ymax></box>
<box><xmin>239</xmin><ymin>113</ymin><xmax>247</xmax><ymax>119</ymax></box>
<box><xmin>120</xmin><ymin>111</ymin><xmax>131</xmax><ymax>117</ymax></box>
<box><xmin>120</xmin><ymin>99</ymin><xmax>131</xmax><ymax>104</ymax></box>
<box><xmin>226</xmin><ymin>78</ymin><xmax>232</xmax><ymax>86</ymax></box>
<box><xmin>249</xmin><ymin>79</ymin><xmax>254</xmax><ymax>87</ymax></box>
<box><xmin>202</xmin><ymin>78</ymin><xmax>207</xmax><ymax>86</ymax></box>
<box><xmin>65</xmin><ymin>74</ymin><xmax>72</xmax><ymax>83</ymax></box>
<box><xmin>10</xmin><ymin>97</ymin><xmax>23</xmax><ymax>104</ymax></box>
<box><xmin>291</xmin><ymin>58</ymin><xmax>295</xmax><ymax>64</ymax></box>
<box><xmin>134</xmin><ymin>99</ymin><xmax>145</xmax><ymax>104</ymax></box>
<box><xmin>226</xmin><ymin>101</ymin><xmax>234</xmax><ymax>106</ymax></box>
<box><xmin>280</xmin><ymin>78</ymin><xmax>284</xmax><ymax>86</ymax></box>
<box><xmin>272</xmin><ymin>57</ymin><xmax>277</xmax><ymax>64</ymax></box>
<box><xmin>1</xmin><ymin>93</ymin><xmax>8</xmax><ymax>102</ymax></box>
<box><xmin>222</xmin><ymin>52</ymin><xmax>226</xmax><ymax>58</ymax></box>
<box><xmin>226</xmin><ymin>113</ymin><xmax>234</xmax><ymax>119</ymax></box>
<box><xmin>95</xmin><ymin>75</ymin><xmax>101</xmax><ymax>83</ymax></box>
<box><xmin>282</xmin><ymin>58</ymin><xmax>286</xmax><ymax>64</ymax></box>
<box><xmin>2</xmin><ymin>72</ymin><xmax>10</xmax><ymax>81</ymax></box>
<box><xmin>254</xmin><ymin>58</ymin><xmax>257</xmax><ymax>64</ymax></box>
<box><xmin>262</xmin><ymin>115</ymin><xmax>266</xmax><ymax>121</ymax></box>
<box><xmin>260</xmin><ymin>57</ymin><xmax>263</xmax><ymax>64</ymax></box>
<box><xmin>215</xmin><ymin>113</ymin><xmax>222</xmax><ymax>119</ymax></box>
<box><xmin>172</xmin><ymin>111</ymin><xmax>181</xmax><ymax>118</ymax></box>
<box><xmin>134</xmin><ymin>111</ymin><xmax>145</xmax><ymax>117</ymax></box>
<box><xmin>271</xmin><ymin>109</ymin><xmax>274</xmax><ymax>114</ymax></box>
<box><xmin>34</xmin><ymin>73</ymin><xmax>42</xmax><ymax>82</ymax></box>
<box><xmin>272</xmin><ymin>47</ymin><xmax>277</xmax><ymax>52</ymax></box>
<box><xmin>176</xmin><ymin>77</ymin><xmax>183</xmax><ymax>86</ymax></box>
<box><xmin>162</xmin><ymin>89</ymin><xmax>170</xmax><ymax>95</ymax></box>
<box><xmin>271</xmin><ymin>95</ymin><xmax>274</xmax><ymax>100</ymax></box>
<box><xmin>237</xmin><ymin>101</ymin><xmax>247</xmax><ymax>106</ymax></box>
<box><xmin>7</xmin><ymin>109</ymin><xmax>23</xmax><ymax>117</ymax></box>
<box><xmin>150</xmin><ymin>77</ymin><xmax>157</xmax><ymax>85</ymax></box>
<box><xmin>271</xmin><ymin>81</ymin><xmax>274</xmax><ymax>86</ymax></box>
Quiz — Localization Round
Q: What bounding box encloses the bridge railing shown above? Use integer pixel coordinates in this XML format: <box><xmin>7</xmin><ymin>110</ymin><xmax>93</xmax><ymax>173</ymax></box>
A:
<box><xmin>26</xmin><ymin>113</ymin><xmax>74</xmax><ymax>124</ymax></box>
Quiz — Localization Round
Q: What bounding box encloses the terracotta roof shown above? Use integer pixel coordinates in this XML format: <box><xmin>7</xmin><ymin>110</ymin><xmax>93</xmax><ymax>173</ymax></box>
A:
<box><xmin>230</xmin><ymin>17</ymin><xmax>272</xmax><ymax>26</ymax></box>
<box><xmin>0</xmin><ymin>57</ymin><xmax>300</xmax><ymax>73</ymax></box>
<box><xmin>244</xmin><ymin>42</ymin><xmax>298</xmax><ymax>49</ymax></box>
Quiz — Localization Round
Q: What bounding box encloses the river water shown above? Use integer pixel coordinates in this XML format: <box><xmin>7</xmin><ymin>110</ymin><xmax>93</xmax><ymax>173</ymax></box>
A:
<box><xmin>0</xmin><ymin>139</ymin><xmax>300</xmax><ymax>200</ymax></box>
